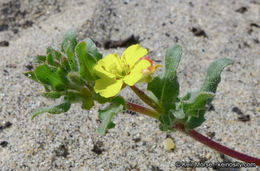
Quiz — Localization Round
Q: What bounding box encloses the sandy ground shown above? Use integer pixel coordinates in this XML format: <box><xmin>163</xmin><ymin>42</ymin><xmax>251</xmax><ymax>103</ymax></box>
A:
<box><xmin>0</xmin><ymin>0</ymin><xmax>259</xmax><ymax>170</ymax></box>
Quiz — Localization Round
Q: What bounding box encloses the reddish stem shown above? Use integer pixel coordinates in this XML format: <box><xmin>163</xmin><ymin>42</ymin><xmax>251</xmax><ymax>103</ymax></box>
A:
<box><xmin>126</xmin><ymin>102</ymin><xmax>260</xmax><ymax>166</ymax></box>
<box><xmin>175</xmin><ymin>124</ymin><xmax>260</xmax><ymax>166</ymax></box>
<box><xmin>126</xmin><ymin>102</ymin><xmax>159</xmax><ymax>119</ymax></box>
<box><xmin>130</xmin><ymin>86</ymin><xmax>161</xmax><ymax>112</ymax></box>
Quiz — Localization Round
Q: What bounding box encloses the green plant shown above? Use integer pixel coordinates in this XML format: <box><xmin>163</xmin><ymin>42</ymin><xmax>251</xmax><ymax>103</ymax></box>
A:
<box><xmin>25</xmin><ymin>30</ymin><xmax>260</xmax><ymax>166</ymax></box>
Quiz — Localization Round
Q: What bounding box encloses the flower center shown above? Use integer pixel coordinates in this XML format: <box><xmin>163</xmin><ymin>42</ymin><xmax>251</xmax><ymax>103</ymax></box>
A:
<box><xmin>105</xmin><ymin>59</ymin><xmax>131</xmax><ymax>80</ymax></box>
<box><xmin>115</xmin><ymin>63</ymin><xmax>130</xmax><ymax>79</ymax></box>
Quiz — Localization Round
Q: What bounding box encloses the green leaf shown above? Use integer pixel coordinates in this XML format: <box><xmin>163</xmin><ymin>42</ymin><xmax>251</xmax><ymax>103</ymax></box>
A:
<box><xmin>61</xmin><ymin>29</ymin><xmax>77</xmax><ymax>54</ymax></box>
<box><xmin>33</xmin><ymin>55</ymin><xmax>46</xmax><ymax>66</ymax></box>
<box><xmin>68</xmin><ymin>72</ymin><xmax>85</xmax><ymax>86</ymax></box>
<box><xmin>182</xmin><ymin>92</ymin><xmax>214</xmax><ymax>117</ymax></box>
<box><xmin>201</xmin><ymin>58</ymin><xmax>232</xmax><ymax>93</ymax></box>
<box><xmin>76</xmin><ymin>41</ymin><xmax>97</xmax><ymax>81</ymax></box>
<box><xmin>61</xmin><ymin>30</ymin><xmax>78</xmax><ymax>71</ymax></box>
<box><xmin>180</xmin><ymin>91</ymin><xmax>214</xmax><ymax>130</ymax></box>
<box><xmin>148</xmin><ymin>45</ymin><xmax>182</xmax><ymax>112</ymax></box>
<box><xmin>47</xmin><ymin>47</ymin><xmax>62</xmax><ymax>61</ymax></box>
<box><xmin>146</xmin><ymin>90</ymin><xmax>159</xmax><ymax>104</ymax></box>
<box><xmin>159</xmin><ymin>112</ymin><xmax>175</xmax><ymax>131</ymax></box>
<box><xmin>31</xmin><ymin>100</ymin><xmax>71</xmax><ymax>119</ymax></box>
<box><xmin>42</xmin><ymin>91</ymin><xmax>63</xmax><ymax>99</ymax></box>
<box><xmin>147</xmin><ymin>76</ymin><xmax>163</xmax><ymax>100</ymax></box>
<box><xmin>47</xmin><ymin>53</ymin><xmax>60</xmax><ymax>67</ymax></box>
<box><xmin>66</xmin><ymin>47</ymin><xmax>78</xmax><ymax>71</ymax></box>
<box><xmin>82</xmin><ymin>97</ymin><xmax>94</xmax><ymax>110</ymax></box>
<box><xmin>24</xmin><ymin>71</ymin><xmax>39</xmax><ymax>82</ymax></box>
<box><xmin>65</xmin><ymin>89</ymin><xmax>94</xmax><ymax>110</ymax></box>
<box><xmin>60</xmin><ymin>56</ymin><xmax>71</xmax><ymax>74</ymax></box>
<box><xmin>97</xmin><ymin>96</ymin><xmax>125</xmax><ymax>135</ymax></box>
<box><xmin>171</xmin><ymin>109</ymin><xmax>185</xmax><ymax>120</ymax></box>
<box><xmin>93</xmin><ymin>91</ymin><xmax>110</xmax><ymax>104</ymax></box>
<box><xmin>185</xmin><ymin>112</ymin><xmax>206</xmax><ymax>130</ymax></box>
<box><xmin>65</xmin><ymin>91</ymin><xmax>82</xmax><ymax>102</ymax></box>
<box><xmin>165</xmin><ymin>44</ymin><xmax>182</xmax><ymax>76</ymax></box>
<box><xmin>34</xmin><ymin>64</ymin><xmax>67</xmax><ymax>91</ymax></box>
<box><xmin>80</xmin><ymin>88</ymin><xmax>94</xmax><ymax>110</ymax></box>
<box><xmin>84</xmin><ymin>38</ymin><xmax>102</xmax><ymax>61</ymax></box>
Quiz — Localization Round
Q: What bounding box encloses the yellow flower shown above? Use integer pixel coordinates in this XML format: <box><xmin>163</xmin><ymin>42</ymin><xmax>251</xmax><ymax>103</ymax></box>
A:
<box><xmin>93</xmin><ymin>44</ymin><xmax>158</xmax><ymax>98</ymax></box>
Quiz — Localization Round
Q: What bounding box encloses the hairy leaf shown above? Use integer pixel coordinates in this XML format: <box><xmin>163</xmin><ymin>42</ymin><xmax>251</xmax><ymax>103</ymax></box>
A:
<box><xmin>32</xmin><ymin>100</ymin><xmax>71</xmax><ymax>119</ymax></box>
<box><xmin>61</xmin><ymin>29</ymin><xmax>77</xmax><ymax>54</ymax></box>
<box><xmin>182</xmin><ymin>91</ymin><xmax>214</xmax><ymax>117</ymax></box>
<box><xmin>66</xmin><ymin>46</ymin><xmax>78</xmax><ymax>71</ymax></box>
<box><xmin>76</xmin><ymin>41</ymin><xmax>97</xmax><ymax>81</ymax></box>
<box><xmin>42</xmin><ymin>91</ymin><xmax>63</xmax><ymax>99</ymax></box>
<box><xmin>82</xmin><ymin>97</ymin><xmax>94</xmax><ymax>110</ymax></box>
<box><xmin>165</xmin><ymin>44</ymin><xmax>182</xmax><ymax>76</ymax></box>
<box><xmin>185</xmin><ymin>112</ymin><xmax>206</xmax><ymax>130</ymax></box>
<box><xmin>171</xmin><ymin>109</ymin><xmax>185</xmax><ymax>120</ymax></box>
<box><xmin>34</xmin><ymin>64</ymin><xmax>67</xmax><ymax>91</ymax></box>
<box><xmin>24</xmin><ymin>71</ymin><xmax>39</xmax><ymax>82</ymax></box>
<box><xmin>201</xmin><ymin>58</ymin><xmax>232</xmax><ymax>93</ymax></box>
<box><xmin>68</xmin><ymin>72</ymin><xmax>85</xmax><ymax>86</ymax></box>
<box><xmin>84</xmin><ymin>38</ymin><xmax>102</xmax><ymax>61</ymax></box>
<box><xmin>61</xmin><ymin>29</ymin><xmax>78</xmax><ymax>71</ymax></box>
<box><xmin>180</xmin><ymin>91</ymin><xmax>214</xmax><ymax>130</ymax></box>
<box><xmin>47</xmin><ymin>53</ymin><xmax>60</xmax><ymax>67</ymax></box>
<box><xmin>60</xmin><ymin>56</ymin><xmax>71</xmax><ymax>74</ymax></box>
<box><xmin>148</xmin><ymin>44</ymin><xmax>182</xmax><ymax>112</ymax></box>
<box><xmin>47</xmin><ymin>47</ymin><xmax>62</xmax><ymax>61</ymax></box>
<box><xmin>65</xmin><ymin>89</ymin><xmax>94</xmax><ymax>110</ymax></box>
<box><xmin>33</xmin><ymin>55</ymin><xmax>46</xmax><ymax>66</ymax></box>
<box><xmin>97</xmin><ymin>96</ymin><xmax>125</xmax><ymax>135</ymax></box>
<box><xmin>159</xmin><ymin>112</ymin><xmax>175</xmax><ymax>131</ymax></box>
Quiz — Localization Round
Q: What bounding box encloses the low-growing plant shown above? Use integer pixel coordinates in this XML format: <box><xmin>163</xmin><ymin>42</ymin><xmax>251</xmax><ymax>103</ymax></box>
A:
<box><xmin>25</xmin><ymin>30</ymin><xmax>260</xmax><ymax>166</ymax></box>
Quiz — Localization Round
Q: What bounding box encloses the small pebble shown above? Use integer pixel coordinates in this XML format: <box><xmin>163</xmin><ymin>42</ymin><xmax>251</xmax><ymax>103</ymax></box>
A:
<box><xmin>0</xmin><ymin>141</ymin><xmax>8</xmax><ymax>147</ymax></box>
<box><xmin>163</xmin><ymin>138</ymin><xmax>175</xmax><ymax>151</ymax></box>
<box><xmin>232</xmin><ymin>107</ymin><xmax>244</xmax><ymax>115</ymax></box>
<box><xmin>206</xmin><ymin>131</ymin><xmax>216</xmax><ymax>139</ymax></box>
<box><xmin>4</xmin><ymin>121</ymin><xmax>12</xmax><ymax>128</ymax></box>
<box><xmin>146</xmin><ymin>137</ymin><xmax>152</xmax><ymax>142</ymax></box>
<box><xmin>0</xmin><ymin>41</ymin><xmax>9</xmax><ymax>47</ymax></box>
<box><xmin>206</xmin><ymin>153</ymin><xmax>211</xmax><ymax>159</ymax></box>
<box><xmin>235</xmin><ymin>7</ymin><xmax>247</xmax><ymax>14</ymax></box>
<box><xmin>238</xmin><ymin>114</ymin><xmax>250</xmax><ymax>122</ymax></box>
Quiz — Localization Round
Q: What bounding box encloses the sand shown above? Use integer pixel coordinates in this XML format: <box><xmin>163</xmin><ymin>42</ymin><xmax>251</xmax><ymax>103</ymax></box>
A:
<box><xmin>0</xmin><ymin>0</ymin><xmax>259</xmax><ymax>170</ymax></box>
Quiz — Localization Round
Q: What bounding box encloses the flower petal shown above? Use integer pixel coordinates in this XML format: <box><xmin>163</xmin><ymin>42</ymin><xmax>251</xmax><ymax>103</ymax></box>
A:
<box><xmin>121</xmin><ymin>44</ymin><xmax>147</xmax><ymax>68</ymax></box>
<box><xmin>94</xmin><ymin>53</ymin><xmax>121</xmax><ymax>79</ymax></box>
<box><xmin>102</xmin><ymin>53</ymin><xmax>122</xmax><ymax>71</ymax></box>
<box><xmin>94</xmin><ymin>63</ymin><xmax>115</xmax><ymax>79</ymax></box>
<box><xmin>94</xmin><ymin>78</ymin><xmax>123</xmax><ymax>98</ymax></box>
<box><xmin>123</xmin><ymin>59</ymin><xmax>150</xmax><ymax>86</ymax></box>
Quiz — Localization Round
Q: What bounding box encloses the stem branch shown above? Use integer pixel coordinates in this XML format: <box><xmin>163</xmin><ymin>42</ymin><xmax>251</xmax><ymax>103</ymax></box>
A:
<box><xmin>126</xmin><ymin>102</ymin><xmax>159</xmax><ymax>119</ymax></box>
<box><xmin>126</xmin><ymin>103</ymin><xmax>260</xmax><ymax>165</ymax></box>
<box><xmin>175</xmin><ymin>124</ymin><xmax>260</xmax><ymax>166</ymax></box>
<box><xmin>130</xmin><ymin>86</ymin><xmax>161</xmax><ymax>112</ymax></box>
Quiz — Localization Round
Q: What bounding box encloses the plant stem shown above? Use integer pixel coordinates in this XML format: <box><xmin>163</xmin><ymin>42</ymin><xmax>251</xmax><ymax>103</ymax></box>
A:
<box><xmin>175</xmin><ymin>124</ymin><xmax>260</xmax><ymax>165</ymax></box>
<box><xmin>130</xmin><ymin>86</ymin><xmax>162</xmax><ymax>112</ymax></box>
<box><xmin>126</xmin><ymin>103</ymin><xmax>260</xmax><ymax>165</ymax></box>
<box><xmin>126</xmin><ymin>102</ymin><xmax>159</xmax><ymax>119</ymax></box>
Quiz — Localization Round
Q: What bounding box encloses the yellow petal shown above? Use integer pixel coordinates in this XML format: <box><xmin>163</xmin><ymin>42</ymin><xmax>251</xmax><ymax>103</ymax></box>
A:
<box><xmin>94</xmin><ymin>63</ymin><xmax>115</xmax><ymax>79</ymax></box>
<box><xmin>94</xmin><ymin>78</ymin><xmax>123</xmax><ymax>98</ymax></box>
<box><xmin>123</xmin><ymin>59</ymin><xmax>150</xmax><ymax>86</ymax></box>
<box><xmin>103</xmin><ymin>53</ymin><xmax>122</xmax><ymax>71</ymax></box>
<box><xmin>121</xmin><ymin>44</ymin><xmax>147</xmax><ymax>68</ymax></box>
<box><xmin>94</xmin><ymin>53</ymin><xmax>121</xmax><ymax>79</ymax></box>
